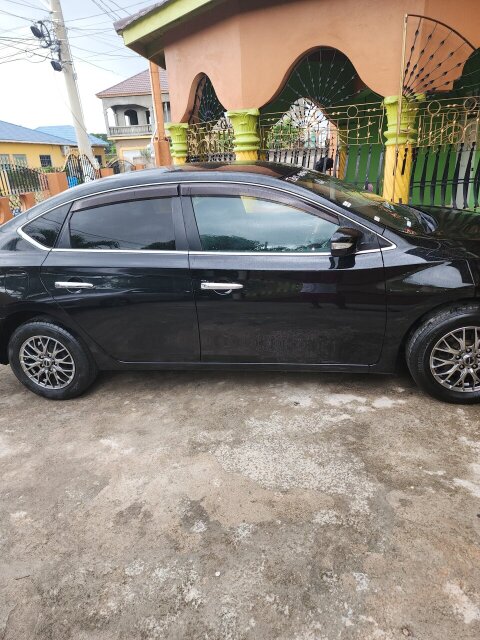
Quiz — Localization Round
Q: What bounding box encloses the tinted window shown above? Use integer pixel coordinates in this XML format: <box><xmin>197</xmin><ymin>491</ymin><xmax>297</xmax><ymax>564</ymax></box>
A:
<box><xmin>192</xmin><ymin>195</ymin><xmax>339</xmax><ymax>252</ymax></box>
<box><xmin>284</xmin><ymin>168</ymin><xmax>429</xmax><ymax>234</ymax></box>
<box><xmin>68</xmin><ymin>198</ymin><xmax>175</xmax><ymax>250</ymax></box>
<box><xmin>22</xmin><ymin>204</ymin><xmax>70</xmax><ymax>248</ymax></box>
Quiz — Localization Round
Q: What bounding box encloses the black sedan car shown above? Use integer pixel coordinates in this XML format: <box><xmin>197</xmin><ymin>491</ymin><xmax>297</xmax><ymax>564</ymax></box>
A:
<box><xmin>1</xmin><ymin>162</ymin><xmax>480</xmax><ymax>402</ymax></box>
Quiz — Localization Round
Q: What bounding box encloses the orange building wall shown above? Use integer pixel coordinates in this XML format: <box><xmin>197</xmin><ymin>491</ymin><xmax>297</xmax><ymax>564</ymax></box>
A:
<box><xmin>159</xmin><ymin>0</ymin><xmax>480</xmax><ymax>121</ymax></box>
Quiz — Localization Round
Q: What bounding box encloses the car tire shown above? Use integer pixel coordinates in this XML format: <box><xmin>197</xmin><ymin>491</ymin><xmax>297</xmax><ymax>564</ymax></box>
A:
<box><xmin>406</xmin><ymin>303</ymin><xmax>480</xmax><ymax>404</ymax></box>
<box><xmin>8</xmin><ymin>320</ymin><xmax>98</xmax><ymax>400</ymax></box>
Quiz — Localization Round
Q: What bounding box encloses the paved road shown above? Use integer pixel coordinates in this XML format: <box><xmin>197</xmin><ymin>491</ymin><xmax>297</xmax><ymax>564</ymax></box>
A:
<box><xmin>1</xmin><ymin>365</ymin><xmax>479</xmax><ymax>639</ymax></box>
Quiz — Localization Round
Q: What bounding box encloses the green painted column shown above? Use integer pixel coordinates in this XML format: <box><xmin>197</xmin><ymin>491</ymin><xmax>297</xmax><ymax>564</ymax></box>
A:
<box><xmin>226</xmin><ymin>108</ymin><xmax>261</xmax><ymax>161</ymax></box>
<box><xmin>165</xmin><ymin>122</ymin><xmax>189</xmax><ymax>165</ymax></box>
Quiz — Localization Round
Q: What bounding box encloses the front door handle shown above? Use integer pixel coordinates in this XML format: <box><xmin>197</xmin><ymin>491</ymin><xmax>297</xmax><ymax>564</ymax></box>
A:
<box><xmin>55</xmin><ymin>281</ymin><xmax>95</xmax><ymax>290</ymax></box>
<box><xmin>200</xmin><ymin>282</ymin><xmax>243</xmax><ymax>291</ymax></box>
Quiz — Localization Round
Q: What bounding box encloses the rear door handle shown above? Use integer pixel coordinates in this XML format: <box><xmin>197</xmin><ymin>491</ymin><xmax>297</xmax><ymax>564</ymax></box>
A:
<box><xmin>200</xmin><ymin>282</ymin><xmax>243</xmax><ymax>291</ymax></box>
<box><xmin>55</xmin><ymin>281</ymin><xmax>95</xmax><ymax>290</ymax></box>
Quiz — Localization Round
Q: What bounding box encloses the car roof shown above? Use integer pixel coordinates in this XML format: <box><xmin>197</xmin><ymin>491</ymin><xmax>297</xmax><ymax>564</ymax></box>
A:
<box><xmin>22</xmin><ymin>162</ymin><xmax>309</xmax><ymax>221</ymax></box>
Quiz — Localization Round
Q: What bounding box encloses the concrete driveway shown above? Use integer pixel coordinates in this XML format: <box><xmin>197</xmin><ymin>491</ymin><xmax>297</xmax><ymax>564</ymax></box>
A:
<box><xmin>1</xmin><ymin>365</ymin><xmax>479</xmax><ymax>640</ymax></box>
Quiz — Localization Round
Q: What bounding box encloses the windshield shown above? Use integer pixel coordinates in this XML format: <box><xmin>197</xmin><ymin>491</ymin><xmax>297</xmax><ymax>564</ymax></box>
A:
<box><xmin>283</xmin><ymin>168</ymin><xmax>430</xmax><ymax>235</ymax></box>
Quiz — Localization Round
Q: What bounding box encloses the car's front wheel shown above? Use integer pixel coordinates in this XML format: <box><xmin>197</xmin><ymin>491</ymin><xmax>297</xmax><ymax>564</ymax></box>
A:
<box><xmin>406</xmin><ymin>304</ymin><xmax>480</xmax><ymax>403</ymax></box>
<box><xmin>8</xmin><ymin>320</ymin><xmax>98</xmax><ymax>400</ymax></box>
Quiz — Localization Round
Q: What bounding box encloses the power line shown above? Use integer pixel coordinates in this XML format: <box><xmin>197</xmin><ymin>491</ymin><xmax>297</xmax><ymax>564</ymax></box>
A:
<box><xmin>0</xmin><ymin>8</ymin><xmax>37</xmax><ymax>21</ymax></box>
<box><xmin>4</xmin><ymin>0</ymin><xmax>46</xmax><ymax>10</ymax></box>
<box><xmin>64</xmin><ymin>0</ymin><xmax>150</xmax><ymax>23</ymax></box>
<box><xmin>102</xmin><ymin>0</ymin><xmax>128</xmax><ymax>17</ymax></box>
<box><xmin>89</xmin><ymin>0</ymin><xmax>118</xmax><ymax>21</ymax></box>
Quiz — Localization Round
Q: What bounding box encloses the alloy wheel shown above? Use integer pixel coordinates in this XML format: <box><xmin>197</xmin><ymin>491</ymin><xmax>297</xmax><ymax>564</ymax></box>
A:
<box><xmin>19</xmin><ymin>335</ymin><xmax>75</xmax><ymax>390</ymax></box>
<box><xmin>430</xmin><ymin>326</ymin><xmax>480</xmax><ymax>393</ymax></box>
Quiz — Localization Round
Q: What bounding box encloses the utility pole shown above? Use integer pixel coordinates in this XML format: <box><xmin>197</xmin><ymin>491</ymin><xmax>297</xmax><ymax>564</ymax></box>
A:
<box><xmin>49</xmin><ymin>0</ymin><xmax>97</xmax><ymax>167</ymax></box>
<box><xmin>149</xmin><ymin>61</ymin><xmax>171</xmax><ymax>166</ymax></box>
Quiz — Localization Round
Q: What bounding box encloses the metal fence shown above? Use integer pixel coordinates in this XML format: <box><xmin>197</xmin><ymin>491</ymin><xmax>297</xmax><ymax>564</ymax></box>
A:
<box><xmin>410</xmin><ymin>142</ymin><xmax>480</xmax><ymax>209</ymax></box>
<box><xmin>259</xmin><ymin>105</ymin><xmax>386</xmax><ymax>194</ymax></box>
<box><xmin>108</xmin><ymin>158</ymin><xmax>134</xmax><ymax>174</ymax></box>
<box><xmin>64</xmin><ymin>153</ymin><xmax>100</xmax><ymax>187</ymax></box>
<box><xmin>187</xmin><ymin>117</ymin><xmax>234</xmax><ymax>162</ymax></box>
<box><xmin>184</xmin><ymin>96</ymin><xmax>480</xmax><ymax>210</ymax></box>
<box><xmin>0</xmin><ymin>162</ymin><xmax>50</xmax><ymax>213</ymax></box>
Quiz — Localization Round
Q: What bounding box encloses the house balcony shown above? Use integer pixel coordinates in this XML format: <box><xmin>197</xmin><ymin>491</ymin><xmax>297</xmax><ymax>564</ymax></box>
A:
<box><xmin>108</xmin><ymin>124</ymin><xmax>153</xmax><ymax>137</ymax></box>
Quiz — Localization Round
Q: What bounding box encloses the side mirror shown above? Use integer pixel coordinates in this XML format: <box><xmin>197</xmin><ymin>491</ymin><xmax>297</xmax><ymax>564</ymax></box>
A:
<box><xmin>330</xmin><ymin>227</ymin><xmax>362</xmax><ymax>257</ymax></box>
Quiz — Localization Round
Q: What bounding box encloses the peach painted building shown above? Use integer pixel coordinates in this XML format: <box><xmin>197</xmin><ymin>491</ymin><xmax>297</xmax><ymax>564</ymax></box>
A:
<box><xmin>115</xmin><ymin>0</ymin><xmax>480</xmax><ymax>208</ymax></box>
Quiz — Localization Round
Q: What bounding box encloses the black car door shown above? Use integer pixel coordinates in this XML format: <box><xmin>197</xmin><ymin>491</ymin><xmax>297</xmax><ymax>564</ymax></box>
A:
<box><xmin>40</xmin><ymin>185</ymin><xmax>200</xmax><ymax>363</ymax></box>
<box><xmin>181</xmin><ymin>182</ymin><xmax>386</xmax><ymax>366</ymax></box>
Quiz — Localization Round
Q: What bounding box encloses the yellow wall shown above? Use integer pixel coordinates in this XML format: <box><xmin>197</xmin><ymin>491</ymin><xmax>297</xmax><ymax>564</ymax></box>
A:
<box><xmin>91</xmin><ymin>146</ymin><xmax>107</xmax><ymax>166</ymax></box>
<box><xmin>0</xmin><ymin>142</ymin><xmax>107</xmax><ymax>168</ymax></box>
<box><xmin>0</xmin><ymin>142</ymin><xmax>66</xmax><ymax>168</ymax></box>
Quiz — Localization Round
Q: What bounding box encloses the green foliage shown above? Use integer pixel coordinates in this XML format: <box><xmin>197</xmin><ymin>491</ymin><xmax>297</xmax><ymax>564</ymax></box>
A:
<box><xmin>267</xmin><ymin>118</ymin><xmax>304</xmax><ymax>148</ymax></box>
<box><xmin>91</xmin><ymin>133</ymin><xmax>116</xmax><ymax>156</ymax></box>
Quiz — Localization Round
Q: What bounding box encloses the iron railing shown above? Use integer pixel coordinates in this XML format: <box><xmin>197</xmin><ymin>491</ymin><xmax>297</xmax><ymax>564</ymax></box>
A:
<box><xmin>63</xmin><ymin>153</ymin><xmax>100</xmax><ymax>187</ymax></box>
<box><xmin>184</xmin><ymin>96</ymin><xmax>480</xmax><ymax>210</ymax></box>
<box><xmin>410</xmin><ymin>142</ymin><xmax>480</xmax><ymax>209</ymax></box>
<box><xmin>0</xmin><ymin>162</ymin><xmax>50</xmax><ymax>213</ymax></box>
<box><xmin>259</xmin><ymin>105</ymin><xmax>386</xmax><ymax>194</ymax></box>
<box><xmin>187</xmin><ymin>117</ymin><xmax>234</xmax><ymax>162</ymax></box>
<box><xmin>107</xmin><ymin>158</ymin><xmax>135</xmax><ymax>174</ymax></box>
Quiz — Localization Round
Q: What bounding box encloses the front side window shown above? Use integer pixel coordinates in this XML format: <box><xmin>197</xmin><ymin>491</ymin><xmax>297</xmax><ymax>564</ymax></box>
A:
<box><xmin>284</xmin><ymin>169</ymin><xmax>431</xmax><ymax>235</ymax></box>
<box><xmin>68</xmin><ymin>198</ymin><xmax>175</xmax><ymax>250</ymax></box>
<box><xmin>0</xmin><ymin>154</ymin><xmax>9</xmax><ymax>166</ymax></box>
<box><xmin>22</xmin><ymin>204</ymin><xmax>71</xmax><ymax>248</ymax></box>
<box><xmin>39</xmin><ymin>155</ymin><xmax>52</xmax><ymax>168</ymax></box>
<box><xmin>191</xmin><ymin>195</ymin><xmax>339</xmax><ymax>252</ymax></box>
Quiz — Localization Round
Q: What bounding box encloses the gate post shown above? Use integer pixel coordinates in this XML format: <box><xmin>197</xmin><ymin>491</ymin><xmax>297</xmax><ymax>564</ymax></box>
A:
<box><xmin>46</xmin><ymin>171</ymin><xmax>68</xmax><ymax>196</ymax></box>
<box><xmin>19</xmin><ymin>192</ymin><xmax>36</xmax><ymax>211</ymax></box>
<box><xmin>165</xmin><ymin>123</ymin><xmax>189</xmax><ymax>165</ymax></box>
<box><xmin>382</xmin><ymin>95</ymin><xmax>421</xmax><ymax>204</ymax></box>
<box><xmin>0</xmin><ymin>197</ymin><xmax>13</xmax><ymax>224</ymax></box>
<box><xmin>226</xmin><ymin>109</ymin><xmax>260</xmax><ymax>161</ymax></box>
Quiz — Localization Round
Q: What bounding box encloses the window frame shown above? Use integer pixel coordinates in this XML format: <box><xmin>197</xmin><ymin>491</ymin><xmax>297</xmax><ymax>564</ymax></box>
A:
<box><xmin>56</xmin><ymin>184</ymin><xmax>185</xmax><ymax>253</ymax></box>
<box><xmin>39</xmin><ymin>154</ymin><xmax>52</xmax><ymax>168</ymax></box>
<box><xmin>12</xmin><ymin>154</ymin><xmax>27</xmax><ymax>166</ymax></box>
<box><xmin>181</xmin><ymin>182</ymin><xmax>341</xmax><ymax>255</ymax></box>
<box><xmin>21</xmin><ymin>202</ymin><xmax>72</xmax><ymax>250</ymax></box>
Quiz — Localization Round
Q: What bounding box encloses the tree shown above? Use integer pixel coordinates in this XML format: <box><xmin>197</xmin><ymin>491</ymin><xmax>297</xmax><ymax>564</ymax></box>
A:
<box><xmin>91</xmin><ymin>133</ymin><xmax>116</xmax><ymax>156</ymax></box>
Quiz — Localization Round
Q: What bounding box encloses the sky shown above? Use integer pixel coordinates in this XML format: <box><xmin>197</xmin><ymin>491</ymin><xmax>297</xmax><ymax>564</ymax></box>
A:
<box><xmin>0</xmin><ymin>0</ymin><xmax>156</xmax><ymax>133</ymax></box>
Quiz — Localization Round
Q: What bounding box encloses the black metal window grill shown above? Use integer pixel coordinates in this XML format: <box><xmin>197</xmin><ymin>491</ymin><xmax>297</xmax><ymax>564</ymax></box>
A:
<box><xmin>39</xmin><ymin>154</ymin><xmax>52</xmax><ymax>168</ymax></box>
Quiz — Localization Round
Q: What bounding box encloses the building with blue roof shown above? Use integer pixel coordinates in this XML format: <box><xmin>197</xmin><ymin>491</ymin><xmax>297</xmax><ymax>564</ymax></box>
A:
<box><xmin>35</xmin><ymin>125</ymin><xmax>109</xmax><ymax>150</ymax></box>
<box><xmin>0</xmin><ymin>120</ymin><xmax>107</xmax><ymax>169</ymax></box>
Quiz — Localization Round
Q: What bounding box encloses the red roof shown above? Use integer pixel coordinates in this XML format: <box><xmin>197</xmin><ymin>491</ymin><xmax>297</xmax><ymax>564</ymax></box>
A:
<box><xmin>96</xmin><ymin>68</ymin><xmax>168</xmax><ymax>98</ymax></box>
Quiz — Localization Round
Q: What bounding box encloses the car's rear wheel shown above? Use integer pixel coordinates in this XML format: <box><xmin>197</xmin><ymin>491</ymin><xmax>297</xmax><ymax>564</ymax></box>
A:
<box><xmin>406</xmin><ymin>304</ymin><xmax>480</xmax><ymax>403</ymax></box>
<box><xmin>8</xmin><ymin>320</ymin><xmax>98</xmax><ymax>400</ymax></box>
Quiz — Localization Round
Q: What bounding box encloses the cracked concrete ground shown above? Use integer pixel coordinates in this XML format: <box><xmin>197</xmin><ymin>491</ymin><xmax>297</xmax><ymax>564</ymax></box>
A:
<box><xmin>0</xmin><ymin>365</ymin><xmax>479</xmax><ymax>640</ymax></box>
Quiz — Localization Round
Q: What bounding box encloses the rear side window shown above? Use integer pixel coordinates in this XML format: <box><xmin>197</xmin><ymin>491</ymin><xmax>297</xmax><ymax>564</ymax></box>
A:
<box><xmin>22</xmin><ymin>204</ymin><xmax>70</xmax><ymax>248</ymax></box>
<box><xmin>68</xmin><ymin>198</ymin><xmax>175</xmax><ymax>250</ymax></box>
<box><xmin>191</xmin><ymin>195</ymin><xmax>339</xmax><ymax>252</ymax></box>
